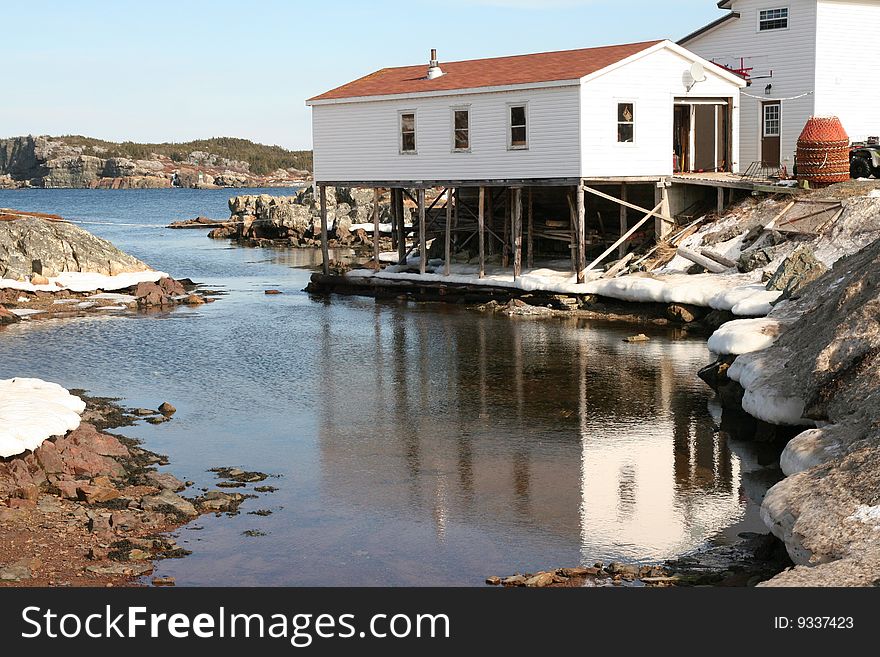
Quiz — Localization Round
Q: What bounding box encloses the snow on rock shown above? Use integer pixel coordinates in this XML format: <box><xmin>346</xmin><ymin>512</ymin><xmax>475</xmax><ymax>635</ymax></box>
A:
<box><xmin>707</xmin><ymin>318</ymin><xmax>784</xmax><ymax>355</ymax></box>
<box><xmin>780</xmin><ymin>426</ymin><xmax>848</xmax><ymax>476</ymax></box>
<box><xmin>0</xmin><ymin>378</ymin><xmax>86</xmax><ymax>458</ymax></box>
<box><xmin>0</xmin><ymin>270</ymin><xmax>167</xmax><ymax>294</ymax></box>
<box><xmin>726</xmin><ymin>350</ymin><xmax>812</xmax><ymax>426</ymax></box>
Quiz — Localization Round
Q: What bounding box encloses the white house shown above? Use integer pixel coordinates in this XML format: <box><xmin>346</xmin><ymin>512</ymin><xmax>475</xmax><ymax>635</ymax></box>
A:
<box><xmin>306</xmin><ymin>39</ymin><xmax>744</xmax><ymax>279</ymax></box>
<box><xmin>307</xmin><ymin>39</ymin><xmax>744</xmax><ymax>183</ymax></box>
<box><xmin>680</xmin><ymin>0</ymin><xmax>880</xmax><ymax>171</ymax></box>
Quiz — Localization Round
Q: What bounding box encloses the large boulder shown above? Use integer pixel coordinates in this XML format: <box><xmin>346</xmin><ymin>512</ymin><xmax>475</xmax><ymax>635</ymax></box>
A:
<box><xmin>0</xmin><ymin>216</ymin><xmax>151</xmax><ymax>279</ymax></box>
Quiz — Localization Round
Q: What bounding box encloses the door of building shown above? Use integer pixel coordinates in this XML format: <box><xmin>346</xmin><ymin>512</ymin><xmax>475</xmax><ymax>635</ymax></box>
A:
<box><xmin>761</xmin><ymin>101</ymin><xmax>781</xmax><ymax>167</ymax></box>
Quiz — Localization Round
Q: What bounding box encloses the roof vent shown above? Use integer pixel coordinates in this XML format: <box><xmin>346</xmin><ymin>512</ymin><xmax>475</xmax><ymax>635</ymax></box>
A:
<box><xmin>427</xmin><ymin>49</ymin><xmax>444</xmax><ymax>79</ymax></box>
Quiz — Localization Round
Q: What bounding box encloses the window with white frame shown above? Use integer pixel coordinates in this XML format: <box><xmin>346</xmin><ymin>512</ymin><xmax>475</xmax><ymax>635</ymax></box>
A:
<box><xmin>452</xmin><ymin>107</ymin><xmax>470</xmax><ymax>151</ymax></box>
<box><xmin>399</xmin><ymin>111</ymin><xmax>417</xmax><ymax>153</ymax></box>
<box><xmin>509</xmin><ymin>104</ymin><xmax>528</xmax><ymax>149</ymax></box>
<box><xmin>763</xmin><ymin>104</ymin><xmax>780</xmax><ymax>137</ymax></box>
<box><xmin>758</xmin><ymin>7</ymin><xmax>788</xmax><ymax>31</ymax></box>
<box><xmin>617</xmin><ymin>102</ymin><xmax>634</xmax><ymax>143</ymax></box>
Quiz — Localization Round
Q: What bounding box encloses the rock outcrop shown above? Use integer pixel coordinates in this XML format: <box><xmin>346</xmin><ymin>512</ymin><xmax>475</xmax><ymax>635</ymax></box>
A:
<box><xmin>737</xmin><ymin>237</ymin><xmax>880</xmax><ymax>585</ymax></box>
<box><xmin>0</xmin><ymin>214</ymin><xmax>150</xmax><ymax>279</ymax></box>
<box><xmin>0</xmin><ymin>135</ymin><xmax>310</xmax><ymax>189</ymax></box>
<box><xmin>209</xmin><ymin>186</ymin><xmax>401</xmax><ymax>248</ymax></box>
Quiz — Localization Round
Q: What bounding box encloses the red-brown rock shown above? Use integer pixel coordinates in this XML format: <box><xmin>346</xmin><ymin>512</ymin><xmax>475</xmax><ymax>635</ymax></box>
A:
<box><xmin>35</xmin><ymin>441</ymin><xmax>65</xmax><ymax>474</ymax></box>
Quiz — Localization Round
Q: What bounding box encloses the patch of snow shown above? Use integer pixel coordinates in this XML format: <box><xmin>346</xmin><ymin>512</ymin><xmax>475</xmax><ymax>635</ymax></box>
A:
<box><xmin>96</xmin><ymin>305</ymin><xmax>127</xmax><ymax>311</ymax></box>
<box><xmin>77</xmin><ymin>301</ymin><xmax>97</xmax><ymax>309</ymax></box>
<box><xmin>0</xmin><ymin>270</ymin><xmax>166</xmax><ymax>294</ymax></box>
<box><xmin>727</xmin><ymin>351</ymin><xmax>812</xmax><ymax>426</ymax></box>
<box><xmin>52</xmin><ymin>299</ymin><xmax>79</xmax><ymax>305</ymax></box>
<box><xmin>88</xmin><ymin>293</ymin><xmax>137</xmax><ymax>303</ymax></box>
<box><xmin>742</xmin><ymin>385</ymin><xmax>810</xmax><ymax>426</ymax></box>
<box><xmin>350</xmin><ymin>223</ymin><xmax>393</xmax><ymax>233</ymax></box>
<box><xmin>0</xmin><ymin>378</ymin><xmax>85</xmax><ymax>458</ymax></box>
<box><xmin>9</xmin><ymin>308</ymin><xmax>45</xmax><ymax>317</ymax></box>
<box><xmin>707</xmin><ymin>318</ymin><xmax>783</xmax><ymax>355</ymax></box>
<box><xmin>349</xmin><ymin>263</ymin><xmax>775</xmax><ymax>315</ymax></box>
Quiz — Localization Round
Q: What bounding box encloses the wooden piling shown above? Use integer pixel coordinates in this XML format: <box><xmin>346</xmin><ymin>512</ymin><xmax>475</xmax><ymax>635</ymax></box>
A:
<box><xmin>373</xmin><ymin>188</ymin><xmax>381</xmax><ymax>266</ymax></box>
<box><xmin>396</xmin><ymin>188</ymin><xmax>406</xmax><ymax>265</ymax></box>
<box><xmin>502</xmin><ymin>188</ymin><xmax>511</xmax><ymax>268</ymax></box>
<box><xmin>418</xmin><ymin>188</ymin><xmax>426</xmax><ymax>275</ymax></box>
<box><xmin>618</xmin><ymin>183</ymin><xmax>628</xmax><ymax>259</ymax></box>
<box><xmin>575</xmin><ymin>182</ymin><xmax>586</xmax><ymax>283</ymax></box>
<box><xmin>526</xmin><ymin>188</ymin><xmax>534</xmax><ymax>270</ymax></box>
<box><xmin>486</xmin><ymin>188</ymin><xmax>495</xmax><ymax>256</ymax></box>
<box><xmin>444</xmin><ymin>188</ymin><xmax>453</xmax><ymax>276</ymax></box>
<box><xmin>319</xmin><ymin>185</ymin><xmax>329</xmax><ymax>275</ymax></box>
<box><xmin>512</xmin><ymin>187</ymin><xmax>523</xmax><ymax>279</ymax></box>
<box><xmin>478</xmin><ymin>187</ymin><xmax>485</xmax><ymax>279</ymax></box>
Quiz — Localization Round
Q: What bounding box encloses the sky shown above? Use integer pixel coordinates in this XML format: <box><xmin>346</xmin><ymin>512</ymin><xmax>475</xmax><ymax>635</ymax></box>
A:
<box><xmin>1</xmin><ymin>1</ymin><xmax>723</xmax><ymax>150</ymax></box>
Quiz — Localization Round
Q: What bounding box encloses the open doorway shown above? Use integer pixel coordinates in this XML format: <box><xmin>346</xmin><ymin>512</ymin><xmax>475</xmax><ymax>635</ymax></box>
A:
<box><xmin>673</xmin><ymin>99</ymin><xmax>731</xmax><ymax>173</ymax></box>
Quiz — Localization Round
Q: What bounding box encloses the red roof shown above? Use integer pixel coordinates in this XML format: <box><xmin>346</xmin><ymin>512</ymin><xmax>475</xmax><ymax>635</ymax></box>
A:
<box><xmin>308</xmin><ymin>40</ymin><xmax>664</xmax><ymax>102</ymax></box>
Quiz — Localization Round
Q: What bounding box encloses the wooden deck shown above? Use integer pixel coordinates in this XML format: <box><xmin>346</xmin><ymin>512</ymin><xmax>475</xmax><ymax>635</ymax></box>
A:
<box><xmin>672</xmin><ymin>172</ymin><xmax>801</xmax><ymax>195</ymax></box>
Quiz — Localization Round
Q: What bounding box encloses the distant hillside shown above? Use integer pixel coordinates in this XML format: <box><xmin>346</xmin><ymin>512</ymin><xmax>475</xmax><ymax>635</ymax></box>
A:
<box><xmin>0</xmin><ymin>135</ymin><xmax>312</xmax><ymax>189</ymax></box>
<box><xmin>55</xmin><ymin>136</ymin><xmax>312</xmax><ymax>175</ymax></box>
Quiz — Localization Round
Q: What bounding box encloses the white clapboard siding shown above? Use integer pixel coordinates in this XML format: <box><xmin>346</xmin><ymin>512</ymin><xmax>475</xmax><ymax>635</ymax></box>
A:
<box><xmin>312</xmin><ymin>85</ymin><xmax>582</xmax><ymax>182</ymax></box>
<box><xmin>683</xmin><ymin>0</ymin><xmax>818</xmax><ymax>169</ymax></box>
<box><xmin>815</xmin><ymin>0</ymin><xmax>880</xmax><ymax>142</ymax></box>
<box><xmin>580</xmin><ymin>47</ymin><xmax>741</xmax><ymax>177</ymax></box>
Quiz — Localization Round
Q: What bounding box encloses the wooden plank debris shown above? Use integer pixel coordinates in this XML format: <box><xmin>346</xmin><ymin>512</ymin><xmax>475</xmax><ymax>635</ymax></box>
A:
<box><xmin>700</xmin><ymin>248</ymin><xmax>738</xmax><ymax>269</ymax></box>
<box><xmin>676</xmin><ymin>246</ymin><xmax>729</xmax><ymax>273</ymax></box>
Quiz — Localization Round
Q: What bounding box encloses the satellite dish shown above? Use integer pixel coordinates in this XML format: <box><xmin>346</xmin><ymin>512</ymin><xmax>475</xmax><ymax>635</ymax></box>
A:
<box><xmin>690</xmin><ymin>62</ymin><xmax>707</xmax><ymax>83</ymax></box>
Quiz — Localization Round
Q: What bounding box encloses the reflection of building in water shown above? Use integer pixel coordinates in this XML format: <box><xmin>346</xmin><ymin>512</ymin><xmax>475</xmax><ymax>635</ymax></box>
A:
<box><xmin>317</xmin><ymin>305</ymin><xmax>754</xmax><ymax>561</ymax></box>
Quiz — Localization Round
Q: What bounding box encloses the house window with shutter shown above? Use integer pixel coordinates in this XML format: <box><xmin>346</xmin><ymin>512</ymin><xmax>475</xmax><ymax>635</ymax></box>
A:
<box><xmin>452</xmin><ymin>107</ymin><xmax>470</xmax><ymax>152</ymax></box>
<box><xmin>758</xmin><ymin>7</ymin><xmax>788</xmax><ymax>31</ymax></box>
<box><xmin>617</xmin><ymin>102</ymin><xmax>635</xmax><ymax>143</ymax></box>
<box><xmin>399</xmin><ymin>111</ymin><xmax>417</xmax><ymax>154</ymax></box>
<box><xmin>508</xmin><ymin>104</ymin><xmax>528</xmax><ymax>149</ymax></box>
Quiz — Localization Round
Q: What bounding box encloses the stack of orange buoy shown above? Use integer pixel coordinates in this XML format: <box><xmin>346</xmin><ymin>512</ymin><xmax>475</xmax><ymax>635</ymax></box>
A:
<box><xmin>796</xmin><ymin>116</ymin><xmax>850</xmax><ymax>185</ymax></box>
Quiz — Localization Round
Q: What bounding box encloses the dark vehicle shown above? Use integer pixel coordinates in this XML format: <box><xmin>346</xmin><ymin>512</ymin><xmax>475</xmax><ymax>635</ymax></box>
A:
<box><xmin>849</xmin><ymin>137</ymin><xmax>880</xmax><ymax>179</ymax></box>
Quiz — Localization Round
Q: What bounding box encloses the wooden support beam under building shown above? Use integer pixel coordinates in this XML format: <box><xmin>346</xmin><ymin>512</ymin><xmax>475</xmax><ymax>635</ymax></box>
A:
<box><xmin>566</xmin><ymin>191</ymin><xmax>576</xmax><ymax>275</ymax></box>
<box><xmin>717</xmin><ymin>186</ymin><xmax>725</xmax><ymax>216</ymax></box>
<box><xmin>395</xmin><ymin>188</ymin><xmax>406</xmax><ymax>265</ymax></box>
<box><xmin>618</xmin><ymin>183</ymin><xmax>628</xmax><ymax>259</ymax></box>
<box><xmin>373</xmin><ymin>188</ymin><xmax>380</xmax><ymax>266</ymax></box>
<box><xmin>583</xmin><ymin>184</ymin><xmax>675</xmax><ymax>227</ymax></box>
<box><xmin>478</xmin><ymin>187</ymin><xmax>486</xmax><ymax>278</ymax></box>
<box><xmin>502</xmin><ymin>189</ymin><xmax>511</xmax><ymax>268</ymax></box>
<box><xmin>319</xmin><ymin>185</ymin><xmax>329</xmax><ymax>275</ymax></box>
<box><xmin>581</xmin><ymin>201</ymin><xmax>662</xmax><ymax>277</ymax></box>
<box><xmin>575</xmin><ymin>182</ymin><xmax>586</xmax><ymax>284</ymax></box>
<box><xmin>512</xmin><ymin>187</ymin><xmax>523</xmax><ymax>279</ymax></box>
<box><xmin>418</xmin><ymin>188</ymin><xmax>427</xmax><ymax>275</ymax></box>
<box><xmin>526</xmin><ymin>188</ymin><xmax>534</xmax><ymax>270</ymax></box>
<box><xmin>486</xmin><ymin>188</ymin><xmax>495</xmax><ymax>256</ymax></box>
<box><xmin>444</xmin><ymin>188</ymin><xmax>453</xmax><ymax>276</ymax></box>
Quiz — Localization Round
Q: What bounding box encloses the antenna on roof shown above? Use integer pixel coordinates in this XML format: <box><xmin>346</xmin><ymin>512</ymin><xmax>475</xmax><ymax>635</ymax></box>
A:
<box><xmin>427</xmin><ymin>49</ymin><xmax>444</xmax><ymax>80</ymax></box>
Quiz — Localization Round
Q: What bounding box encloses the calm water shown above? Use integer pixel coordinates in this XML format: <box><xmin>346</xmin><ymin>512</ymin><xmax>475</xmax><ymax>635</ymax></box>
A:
<box><xmin>0</xmin><ymin>188</ymin><xmax>773</xmax><ymax>585</ymax></box>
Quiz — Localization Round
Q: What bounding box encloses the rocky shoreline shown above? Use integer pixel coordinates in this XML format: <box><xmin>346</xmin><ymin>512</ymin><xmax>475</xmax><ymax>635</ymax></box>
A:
<box><xmin>0</xmin><ymin>392</ymin><xmax>271</xmax><ymax>587</ymax></box>
<box><xmin>1</xmin><ymin>210</ymin><xmax>214</xmax><ymax>324</ymax></box>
